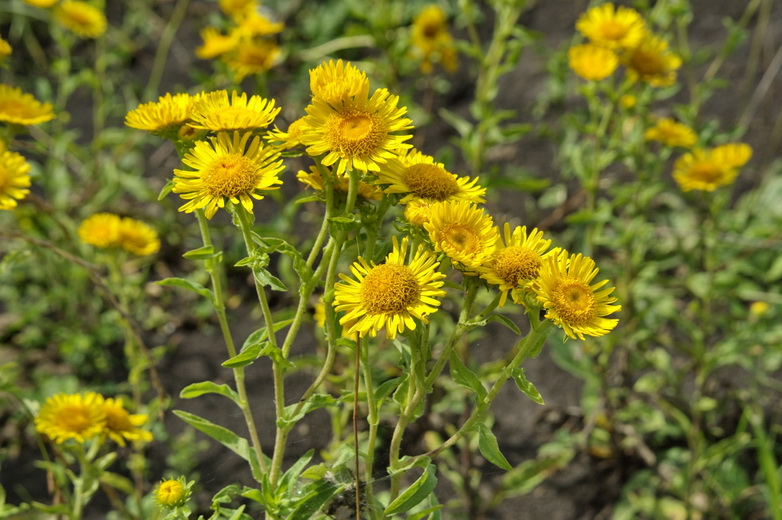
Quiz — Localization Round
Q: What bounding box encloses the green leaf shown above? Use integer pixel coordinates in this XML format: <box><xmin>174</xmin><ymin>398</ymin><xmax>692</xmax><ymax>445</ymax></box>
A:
<box><xmin>157</xmin><ymin>179</ymin><xmax>174</xmax><ymax>200</ymax></box>
<box><xmin>253</xmin><ymin>267</ymin><xmax>288</xmax><ymax>291</ymax></box>
<box><xmin>477</xmin><ymin>424</ymin><xmax>513</xmax><ymax>471</ymax></box>
<box><xmin>408</xmin><ymin>505</ymin><xmax>444</xmax><ymax>520</ymax></box>
<box><xmin>280</xmin><ymin>394</ymin><xmax>337</xmax><ymax>427</ymax></box>
<box><xmin>374</xmin><ymin>377</ymin><xmax>402</xmax><ymax>405</ymax></box>
<box><xmin>156</xmin><ymin>277</ymin><xmax>214</xmax><ymax>302</ymax></box>
<box><xmin>222</xmin><ymin>342</ymin><xmax>266</xmax><ymax>368</ymax></box>
<box><xmin>180</xmin><ymin>381</ymin><xmax>240</xmax><ymax>405</ymax></box>
<box><xmin>488</xmin><ymin>313</ymin><xmax>522</xmax><ymax>335</ymax></box>
<box><xmin>439</xmin><ymin>107</ymin><xmax>474</xmax><ymax>137</ymax></box>
<box><xmin>183</xmin><ymin>245</ymin><xmax>216</xmax><ymax>260</ymax></box>
<box><xmin>279</xmin><ymin>450</ymin><xmax>314</xmax><ymax>494</ymax></box>
<box><xmin>448</xmin><ymin>352</ymin><xmax>487</xmax><ymax>400</ymax></box>
<box><xmin>288</xmin><ymin>479</ymin><xmax>341</xmax><ymax>520</ymax></box>
<box><xmin>510</xmin><ymin>368</ymin><xmax>545</xmax><ymax>405</ymax></box>
<box><xmin>384</xmin><ymin>465</ymin><xmax>438</xmax><ymax>515</ymax></box>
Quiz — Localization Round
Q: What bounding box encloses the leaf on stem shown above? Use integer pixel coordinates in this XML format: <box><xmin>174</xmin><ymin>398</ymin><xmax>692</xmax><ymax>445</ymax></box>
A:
<box><xmin>449</xmin><ymin>351</ymin><xmax>487</xmax><ymax>400</ymax></box>
<box><xmin>180</xmin><ymin>381</ymin><xmax>241</xmax><ymax>405</ymax></box>
<box><xmin>510</xmin><ymin>368</ymin><xmax>545</xmax><ymax>405</ymax></box>
<box><xmin>384</xmin><ymin>464</ymin><xmax>438</xmax><ymax>515</ymax></box>
<box><xmin>477</xmin><ymin>423</ymin><xmax>513</xmax><ymax>471</ymax></box>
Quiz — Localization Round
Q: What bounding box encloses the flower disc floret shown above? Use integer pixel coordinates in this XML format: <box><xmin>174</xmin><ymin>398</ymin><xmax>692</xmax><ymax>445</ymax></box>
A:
<box><xmin>35</xmin><ymin>392</ymin><xmax>106</xmax><ymax>444</ymax></box>
<box><xmin>423</xmin><ymin>200</ymin><xmax>498</xmax><ymax>270</ymax></box>
<box><xmin>0</xmin><ymin>84</ymin><xmax>55</xmax><ymax>125</ymax></box>
<box><xmin>189</xmin><ymin>91</ymin><xmax>280</xmax><ymax>132</ymax></box>
<box><xmin>0</xmin><ymin>150</ymin><xmax>31</xmax><ymax>210</ymax></box>
<box><xmin>576</xmin><ymin>3</ymin><xmax>646</xmax><ymax>49</ymax></box>
<box><xmin>54</xmin><ymin>1</ymin><xmax>107</xmax><ymax>39</ymax></box>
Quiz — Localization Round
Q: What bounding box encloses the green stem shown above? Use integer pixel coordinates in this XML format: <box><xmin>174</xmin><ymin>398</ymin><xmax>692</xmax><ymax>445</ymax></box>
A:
<box><xmin>144</xmin><ymin>0</ymin><xmax>191</xmax><ymax>98</ymax></box>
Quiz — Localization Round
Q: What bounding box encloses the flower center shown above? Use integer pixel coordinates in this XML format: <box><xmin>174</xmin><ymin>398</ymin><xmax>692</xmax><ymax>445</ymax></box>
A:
<box><xmin>326</xmin><ymin>110</ymin><xmax>386</xmax><ymax>157</ymax></box>
<box><xmin>360</xmin><ymin>263</ymin><xmax>420</xmax><ymax>314</ymax></box>
<box><xmin>58</xmin><ymin>405</ymin><xmax>92</xmax><ymax>433</ymax></box>
<box><xmin>551</xmin><ymin>279</ymin><xmax>597</xmax><ymax>325</ymax></box>
<box><xmin>422</xmin><ymin>21</ymin><xmax>442</xmax><ymax>38</ymax></box>
<box><xmin>404</xmin><ymin>163</ymin><xmax>460</xmax><ymax>201</ymax></box>
<box><xmin>629</xmin><ymin>49</ymin><xmax>665</xmax><ymax>76</ymax></box>
<box><xmin>203</xmin><ymin>153</ymin><xmax>259</xmax><ymax>198</ymax></box>
<box><xmin>442</xmin><ymin>224</ymin><xmax>479</xmax><ymax>253</ymax></box>
<box><xmin>599</xmin><ymin>20</ymin><xmax>628</xmax><ymax>40</ymax></box>
<box><xmin>105</xmin><ymin>406</ymin><xmax>133</xmax><ymax>433</ymax></box>
<box><xmin>66</xmin><ymin>8</ymin><xmax>93</xmax><ymax>26</ymax></box>
<box><xmin>492</xmin><ymin>246</ymin><xmax>541</xmax><ymax>286</ymax></box>
<box><xmin>689</xmin><ymin>161</ymin><xmax>723</xmax><ymax>183</ymax></box>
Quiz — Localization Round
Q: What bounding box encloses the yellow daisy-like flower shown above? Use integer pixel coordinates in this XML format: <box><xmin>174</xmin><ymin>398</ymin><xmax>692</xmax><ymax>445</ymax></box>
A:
<box><xmin>309</xmin><ymin>59</ymin><xmax>371</xmax><ymax>108</ymax></box>
<box><xmin>0</xmin><ymin>84</ymin><xmax>55</xmax><ymax>125</ymax></box>
<box><xmin>78</xmin><ymin>212</ymin><xmax>122</xmax><ymax>249</ymax></box>
<box><xmin>478</xmin><ymin>223</ymin><xmax>552</xmax><ymax>307</ymax></box>
<box><xmin>411</xmin><ymin>5</ymin><xmax>458</xmax><ymax>74</ymax></box>
<box><xmin>196</xmin><ymin>27</ymin><xmax>237</xmax><ymax>60</ymax></box>
<box><xmin>125</xmin><ymin>93</ymin><xmax>200</xmax><ymax>135</ymax></box>
<box><xmin>23</xmin><ymin>0</ymin><xmax>57</xmax><ymax>7</ymax></box>
<box><xmin>297</xmin><ymin>165</ymin><xmax>382</xmax><ymax>201</ymax></box>
<box><xmin>267</xmin><ymin>117</ymin><xmax>310</xmax><ymax>150</ymax></box>
<box><xmin>0</xmin><ymin>151</ymin><xmax>31</xmax><ymax>211</ymax></box>
<box><xmin>533</xmin><ymin>249</ymin><xmax>620</xmax><ymax>340</ymax></box>
<box><xmin>219</xmin><ymin>0</ymin><xmax>258</xmax><ymax>19</ymax></box>
<box><xmin>645</xmin><ymin>118</ymin><xmax>697</xmax><ymax>148</ymax></box>
<box><xmin>155</xmin><ymin>479</ymin><xmax>188</xmax><ymax>508</ymax></box>
<box><xmin>624</xmin><ymin>34</ymin><xmax>682</xmax><ymax>87</ymax></box>
<box><xmin>334</xmin><ymin>237</ymin><xmax>446</xmax><ymax>339</ymax></box>
<box><xmin>189</xmin><ymin>90</ymin><xmax>280</xmax><ymax>132</ymax></box>
<box><xmin>173</xmin><ymin>131</ymin><xmax>283</xmax><ymax>219</ymax></box>
<box><xmin>568</xmin><ymin>44</ymin><xmax>619</xmax><ymax>81</ymax></box>
<box><xmin>118</xmin><ymin>217</ymin><xmax>160</xmax><ymax>256</ymax></box>
<box><xmin>35</xmin><ymin>392</ymin><xmax>106</xmax><ymax>444</ymax></box>
<box><xmin>423</xmin><ymin>200</ymin><xmax>499</xmax><ymax>270</ymax></box>
<box><xmin>576</xmin><ymin>3</ymin><xmax>646</xmax><ymax>50</ymax></box>
<box><xmin>102</xmin><ymin>398</ymin><xmax>153</xmax><ymax>446</ymax></box>
<box><xmin>232</xmin><ymin>13</ymin><xmax>284</xmax><ymax>39</ymax></box>
<box><xmin>672</xmin><ymin>143</ymin><xmax>751</xmax><ymax>192</ymax></box>
<box><xmin>54</xmin><ymin>1</ymin><xmax>107</xmax><ymax>39</ymax></box>
<box><xmin>221</xmin><ymin>39</ymin><xmax>281</xmax><ymax>82</ymax></box>
<box><xmin>0</xmin><ymin>36</ymin><xmax>11</xmax><ymax>61</ymax></box>
<box><xmin>404</xmin><ymin>198</ymin><xmax>436</xmax><ymax>227</ymax></box>
<box><xmin>376</xmin><ymin>148</ymin><xmax>485</xmax><ymax>205</ymax></box>
<box><xmin>300</xmin><ymin>88</ymin><xmax>413</xmax><ymax>175</ymax></box>
<box><xmin>619</xmin><ymin>94</ymin><xmax>637</xmax><ymax>110</ymax></box>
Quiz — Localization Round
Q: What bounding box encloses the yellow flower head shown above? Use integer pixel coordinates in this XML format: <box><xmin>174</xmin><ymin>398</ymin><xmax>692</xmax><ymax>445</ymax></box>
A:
<box><xmin>0</xmin><ymin>151</ymin><xmax>31</xmax><ymax>211</ymax></box>
<box><xmin>478</xmin><ymin>223</ymin><xmax>552</xmax><ymax>307</ymax></box>
<box><xmin>173</xmin><ymin>131</ymin><xmax>284</xmax><ymax>219</ymax></box>
<box><xmin>568</xmin><ymin>44</ymin><xmax>619</xmax><ymax>81</ymax></box>
<box><xmin>619</xmin><ymin>94</ymin><xmax>637</xmax><ymax>109</ymax></box>
<box><xmin>267</xmin><ymin>117</ymin><xmax>310</xmax><ymax>150</ymax></box>
<box><xmin>300</xmin><ymin>88</ymin><xmax>413</xmax><ymax>175</ymax></box>
<box><xmin>309</xmin><ymin>59</ymin><xmax>371</xmax><ymax>108</ymax></box>
<box><xmin>624</xmin><ymin>34</ymin><xmax>681</xmax><ymax>87</ymax></box>
<box><xmin>125</xmin><ymin>93</ymin><xmax>200</xmax><ymax>135</ymax></box>
<box><xmin>533</xmin><ymin>249</ymin><xmax>620</xmax><ymax>340</ymax></box>
<box><xmin>749</xmin><ymin>301</ymin><xmax>770</xmax><ymax>317</ymax></box>
<box><xmin>404</xmin><ymin>198</ymin><xmax>436</xmax><ymax>227</ymax></box>
<box><xmin>297</xmin><ymin>165</ymin><xmax>382</xmax><ymax>201</ymax></box>
<box><xmin>376</xmin><ymin>148</ymin><xmax>485</xmax><ymax>205</ymax></box>
<box><xmin>334</xmin><ymin>237</ymin><xmax>446</xmax><ymax>339</ymax></box>
<box><xmin>189</xmin><ymin>90</ymin><xmax>280</xmax><ymax>132</ymax></box>
<box><xmin>155</xmin><ymin>478</ymin><xmax>188</xmax><ymax>508</ymax></box>
<box><xmin>315</xmin><ymin>298</ymin><xmax>358</xmax><ymax>339</ymax></box>
<box><xmin>672</xmin><ymin>143</ymin><xmax>751</xmax><ymax>192</ymax></box>
<box><xmin>35</xmin><ymin>392</ymin><xmax>106</xmax><ymax>444</ymax></box>
<box><xmin>196</xmin><ymin>27</ymin><xmax>237</xmax><ymax>60</ymax></box>
<box><xmin>54</xmin><ymin>1</ymin><xmax>107</xmax><ymax>39</ymax></box>
<box><xmin>0</xmin><ymin>36</ymin><xmax>11</xmax><ymax>61</ymax></box>
<box><xmin>0</xmin><ymin>84</ymin><xmax>55</xmax><ymax>125</ymax></box>
<box><xmin>645</xmin><ymin>118</ymin><xmax>697</xmax><ymax>148</ymax></box>
<box><xmin>118</xmin><ymin>217</ymin><xmax>160</xmax><ymax>256</ymax></box>
<box><xmin>411</xmin><ymin>5</ymin><xmax>458</xmax><ymax>74</ymax></box>
<box><xmin>423</xmin><ymin>200</ymin><xmax>499</xmax><ymax>270</ymax></box>
<box><xmin>102</xmin><ymin>398</ymin><xmax>153</xmax><ymax>446</ymax></box>
<box><xmin>23</xmin><ymin>0</ymin><xmax>57</xmax><ymax>7</ymax></box>
<box><xmin>232</xmin><ymin>12</ymin><xmax>284</xmax><ymax>39</ymax></box>
<box><xmin>78</xmin><ymin>213</ymin><xmax>122</xmax><ymax>249</ymax></box>
<box><xmin>576</xmin><ymin>3</ymin><xmax>646</xmax><ymax>49</ymax></box>
<box><xmin>221</xmin><ymin>39</ymin><xmax>280</xmax><ymax>81</ymax></box>
<box><xmin>219</xmin><ymin>0</ymin><xmax>258</xmax><ymax>19</ymax></box>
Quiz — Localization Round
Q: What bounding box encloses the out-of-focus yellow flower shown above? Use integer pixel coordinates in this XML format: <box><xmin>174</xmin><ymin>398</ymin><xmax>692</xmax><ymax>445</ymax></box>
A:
<box><xmin>0</xmin><ymin>150</ymin><xmax>31</xmax><ymax>211</ymax></box>
<box><xmin>155</xmin><ymin>479</ymin><xmax>188</xmax><ymax>508</ymax></box>
<box><xmin>672</xmin><ymin>143</ymin><xmax>752</xmax><ymax>192</ymax></box>
<box><xmin>23</xmin><ymin>0</ymin><xmax>58</xmax><ymax>7</ymax></box>
<box><xmin>118</xmin><ymin>218</ymin><xmax>160</xmax><ymax>256</ymax></box>
<box><xmin>297</xmin><ymin>165</ymin><xmax>382</xmax><ymax>201</ymax></box>
<box><xmin>0</xmin><ymin>36</ymin><xmax>11</xmax><ymax>62</ymax></box>
<box><xmin>221</xmin><ymin>39</ymin><xmax>281</xmax><ymax>81</ymax></box>
<box><xmin>79</xmin><ymin>213</ymin><xmax>160</xmax><ymax>256</ymax></box>
<box><xmin>79</xmin><ymin>213</ymin><xmax>122</xmax><ymax>249</ymax></box>
<box><xmin>568</xmin><ymin>43</ymin><xmax>619</xmax><ymax>81</ymax></box>
<box><xmin>188</xmin><ymin>90</ymin><xmax>280</xmax><ymax>132</ymax></box>
<box><xmin>749</xmin><ymin>301</ymin><xmax>770</xmax><ymax>317</ymax></box>
<box><xmin>54</xmin><ymin>1</ymin><xmax>107</xmax><ymax>39</ymax></box>
<box><xmin>576</xmin><ymin>3</ymin><xmax>646</xmax><ymax>50</ymax></box>
<box><xmin>35</xmin><ymin>392</ymin><xmax>106</xmax><ymax>444</ymax></box>
<box><xmin>619</xmin><ymin>94</ymin><xmax>637</xmax><ymax>110</ymax></box>
<box><xmin>125</xmin><ymin>92</ymin><xmax>201</xmax><ymax>136</ymax></box>
<box><xmin>219</xmin><ymin>0</ymin><xmax>258</xmax><ymax>20</ymax></box>
<box><xmin>423</xmin><ymin>200</ymin><xmax>499</xmax><ymax>271</ymax></box>
<box><xmin>411</xmin><ymin>4</ymin><xmax>458</xmax><ymax>74</ymax></box>
<box><xmin>231</xmin><ymin>12</ymin><xmax>284</xmax><ymax>39</ymax></box>
<box><xmin>645</xmin><ymin>118</ymin><xmax>697</xmax><ymax>148</ymax></box>
<box><xmin>196</xmin><ymin>27</ymin><xmax>237</xmax><ymax>59</ymax></box>
<box><xmin>624</xmin><ymin>34</ymin><xmax>681</xmax><ymax>87</ymax></box>
<box><xmin>102</xmin><ymin>398</ymin><xmax>153</xmax><ymax>446</ymax></box>
<box><xmin>0</xmin><ymin>84</ymin><xmax>55</xmax><ymax>125</ymax></box>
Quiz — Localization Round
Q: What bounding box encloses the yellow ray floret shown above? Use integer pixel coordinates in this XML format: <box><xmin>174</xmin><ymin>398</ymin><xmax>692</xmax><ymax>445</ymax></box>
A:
<box><xmin>189</xmin><ymin>90</ymin><xmax>280</xmax><ymax>132</ymax></box>
<box><xmin>221</xmin><ymin>39</ymin><xmax>281</xmax><ymax>82</ymax></box>
<box><xmin>35</xmin><ymin>392</ymin><xmax>106</xmax><ymax>444</ymax></box>
<box><xmin>576</xmin><ymin>3</ymin><xmax>646</xmax><ymax>50</ymax></box>
<box><xmin>125</xmin><ymin>93</ymin><xmax>200</xmax><ymax>134</ymax></box>
<box><xmin>102</xmin><ymin>398</ymin><xmax>153</xmax><ymax>446</ymax></box>
<box><xmin>334</xmin><ymin>237</ymin><xmax>446</xmax><ymax>339</ymax></box>
<box><xmin>645</xmin><ymin>118</ymin><xmax>697</xmax><ymax>148</ymax></box>
<box><xmin>672</xmin><ymin>143</ymin><xmax>751</xmax><ymax>192</ymax></box>
<box><xmin>423</xmin><ymin>200</ymin><xmax>499</xmax><ymax>270</ymax></box>
<box><xmin>568</xmin><ymin>44</ymin><xmax>619</xmax><ymax>81</ymax></box>
<box><xmin>54</xmin><ymin>1</ymin><xmax>107</xmax><ymax>39</ymax></box>
<box><xmin>0</xmin><ymin>84</ymin><xmax>55</xmax><ymax>125</ymax></box>
<box><xmin>173</xmin><ymin>131</ymin><xmax>283</xmax><ymax>219</ymax></box>
<box><xmin>0</xmin><ymin>150</ymin><xmax>31</xmax><ymax>211</ymax></box>
<box><xmin>623</xmin><ymin>34</ymin><xmax>681</xmax><ymax>87</ymax></box>
<box><xmin>533</xmin><ymin>249</ymin><xmax>620</xmax><ymax>340</ymax></box>
<box><xmin>309</xmin><ymin>59</ymin><xmax>371</xmax><ymax>107</ymax></box>
<box><xmin>196</xmin><ymin>27</ymin><xmax>237</xmax><ymax>59</ymax></box>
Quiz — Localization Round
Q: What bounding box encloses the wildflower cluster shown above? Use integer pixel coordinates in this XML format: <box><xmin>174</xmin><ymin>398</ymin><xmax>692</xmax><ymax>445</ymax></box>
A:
<box><xmin>78</xmin><ymin>213</ymin><xmax>161</xmax><ymax>256</ymax></box>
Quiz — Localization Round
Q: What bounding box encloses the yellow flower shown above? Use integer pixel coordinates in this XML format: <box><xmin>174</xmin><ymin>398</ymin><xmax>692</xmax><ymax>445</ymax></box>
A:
<box><xmin>267</xmin><ymin>117</ymin><xmax>310</xmax><ymax>150</ymax></box>
<box><xmin>23</xmin><ymin>0</ymin><xmax>57</xmax><ymax>7</ymax></box>
<box><xmin>173</xmin><ymin>131</ymin><xmax>283</xmax><ymax>219</ymax></box>
<box><xmin>0</xmin><ymin>84</ymin><xmax>55</xmax><ymax>125</ymax></box>
<box><xmin>423</xmin><ymin>200</ymin><xmax>499</xmax><ymax>270</ymax></box>
<box><xmin>221</xmin><ymin>39</ymin><xmax>281</xmax><ymax>81</ymax></box>
<box><xmin>478</xmin><ymin>223</ymin><xmax>552</xmax><ymax>307</ymax></box>
<box><xmin>300</xmin><ymin>88</ymin><xmax>413</xmax><ymax>175</ymax></box>
<box><xmin>102</xmin><ymin>398</ymin><xmax>153</xmax><ymax>446</ymax></box>
<box><xmin>411</xmin><ymin>5</ymin><xmax>458</xmax><ymax>74</ymax></box>
<box><xmin>78</xmin><ymin>213</ymin><xmax>122</xmax><ymax>249</ymax></box>
<box><xmin>619</xmin><ymin>94</ymin><xmax>636</xmax><ymax>109</ymax></box>
<box><xmin>297</xmin><ymin>165</ymin><xmax>382</xmax><ymax>201</ymax></box>
<box><xmin>309</xmin><ymin>59</ymin><xmax>370</xmax><ymax>107</ymax></box>
<box><xmin>376</xmin><ymin>148</ymin><xmax>485</xmax><ymax>205</ymax></box>
<box><xmin>0</xmin><ymin>36</ymin><xmax>11</xmax><ymax>61</ymax></box>
<box><xmin>155</xmin><ymin>479</ymin><xmax>188</xmax><ymax>508</ymax></box>
<box><xmin>118</xmin><ymin>217</ymin><xmax>160</xmax><ymax>256</ymax></box>
<box><xmin>749</xmin><ymin>301</ymin><xmax>770</xmax><ymax>317</ymax></box>
<box><xmin>533</xmin><ymin>249</ymin><xmax>620</xmax><ymax>340</ymax></box>
<box><xmin>231</xmin><ymin>12</ymin><xmax>284</xmax><ymax>39</ymax></box>
<box><xmin>672</xmin><ymin>143</ymin><xmax>751</xmax><ymax>192</ymax></box>
<box><xmin>404</xmin><ymin>198</ymin><xmax>436</xmax><ymax>227</ymax></box>
<box><xmin>0</xmin><ymin>151</ymin><xmax>31</xmax><ymax>211</ymax></box>
<box><xmin>196</xmin><ymin>27</ymin><xmax>237</xmax><ymax>59</ymax></box>
<box><xmin>568</xmin><ymin>43</ymin><xmax>619</xmax><ymax>81</ymax></box>
<box><xmin>35</xmin><ymin>392</ymin><xmax>106</xmax><ymax>444</ymax></box>
<box><xmin>645</xmin><ymin>118</ymin><xmax>697</xmax><ymax>148</ymax></box>
<box><xmin>125</xmin><ymin>93</ymin><xmax>200</xmax><ymax>135</ymax></box>
<box><xmin>624</xmin><ymin>34</ymin><xmax>681</xmax><ymax>87</ymax></box>
<box><xmin>334</xmin><ymin>237</ymin><xmax>446</xmax><ymax>339</ymax></box>
<box><xmin>54</xmin><ymin>1</ymin><xmax>107</xmax><ymax>39</ymax></box>
<box><xmin>576</xmin><ymin>3</ymin><xmax>646</xmax><ymax>50</ymax></box>
<box><xmin>219</xmin><ymin>0</ymin><xmax>258</xmax><ymax>19</ymax></box>
<box><xmin>188</xmin><ymin>90</ymin><xmax>280</xmax><ymax>132</ymax></box>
